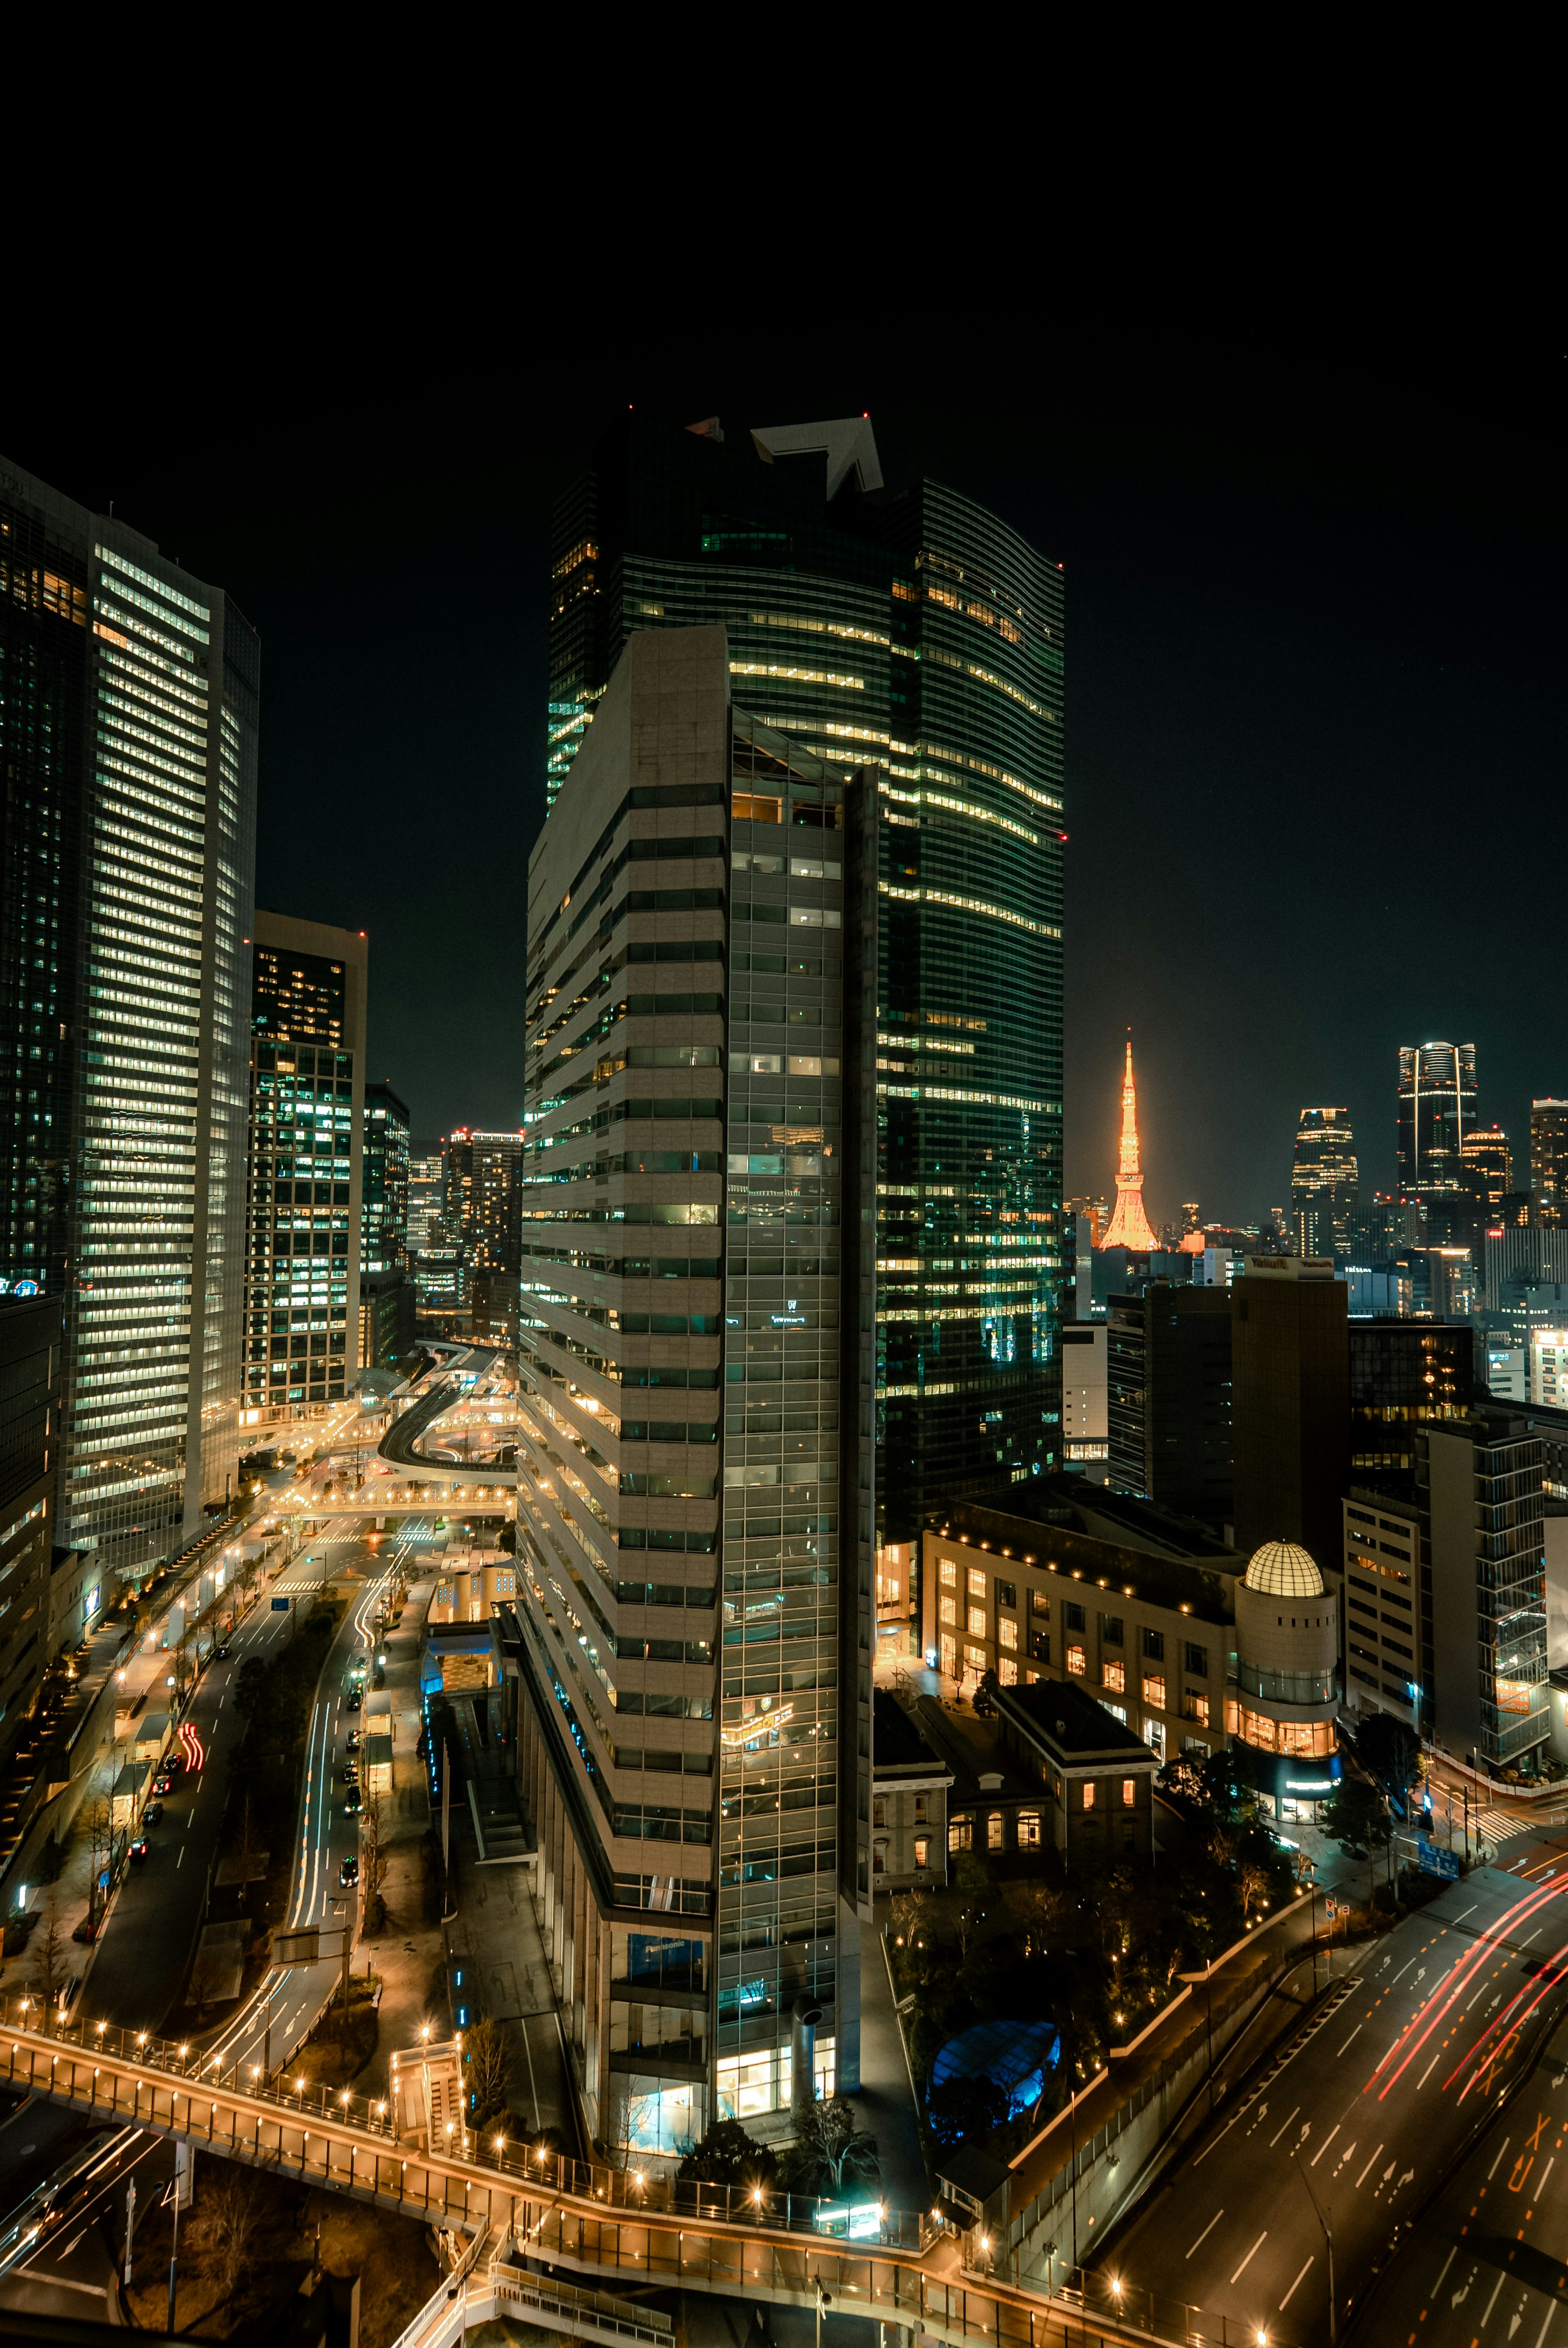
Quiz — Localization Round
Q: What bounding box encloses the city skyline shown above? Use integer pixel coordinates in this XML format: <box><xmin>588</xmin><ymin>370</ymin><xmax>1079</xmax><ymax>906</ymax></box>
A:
<box><xmin>7</xmin><ymin>343</ymin><xmax>1560</xmax><ymax>1226</ymax></box>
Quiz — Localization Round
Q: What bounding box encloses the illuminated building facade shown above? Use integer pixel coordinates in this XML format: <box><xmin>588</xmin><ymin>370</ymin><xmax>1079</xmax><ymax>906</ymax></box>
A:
<box><xmin>2</xmin><ymin>457</ymin><xmax>257</xmax><ymax>1578</ymax></box>
<box><xmin>1460</xmin><ymin>1123</ymin><xmax>1512</xmax><ymax>1211</ymax></box>
<box><xmin>1289</xmin><ymin>1105</ymin><xmax>1358</xmax><ymax>1258</ymax></box>
<box><xmin>546</xmin><ymin>412</ymin><xmax>1065</xmax><ymax>1580</ymax></box>
<box><xmin>362</xmin><ymin>1081</ymin><xmax>411</xmax><ymax>1273</ymax></box>
<box><xmin>1099</xmin><ymin>1036</ymin><xmax>1157</xmax><ymax>1253</ymax></box>
<box><xmin>1226</xmin><ymin>1541</ymin><xmax>1341</xmax><ymax>1821</ymax></box>
<box><xmin>1423</xmin><ymin>1415</ymin><xmax>1548</xmax><ymax>1770</ymax></box>
<box><xmin>516</xmin><ymin>628</ymin><xmax>868</xmax><ymax>2160</ymax></box>
<box><xmin>444</xmin><ymin>1129</ymin><xmax>523</xmax><ymax>1275</ymax></box>
<box><xmin>1396</xmin><ymin>1042</ymin><xmax>1477</xmax><ymax>1203</ymax></box>
<box><xmin>243</xmin><ymin>916</ymin><xmax>366</xmax><ymax>1418</ymax></box>
<box><xmin>1531</xmin><ymin>1099</ymin><xmax>1568</xmax><ymax>1224</ymax></box>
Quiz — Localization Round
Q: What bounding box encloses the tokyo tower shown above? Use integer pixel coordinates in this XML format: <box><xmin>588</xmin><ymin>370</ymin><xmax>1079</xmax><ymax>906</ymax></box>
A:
<box><xmin>1100</xmin><ymin>1032</ymin><xmax>1158</xmax><ymax>1251</ymax></box>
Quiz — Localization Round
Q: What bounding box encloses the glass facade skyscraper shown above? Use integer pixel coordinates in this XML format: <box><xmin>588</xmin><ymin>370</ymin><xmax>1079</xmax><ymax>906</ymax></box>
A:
<box><xmin>546</xmin><ymin>414</ymin><xmax>1065</xmax><ymax>1589</ymax></box>
<box><xmin>243</xmin><ymin>916</ymin><xmax>366</xmax><ymax>1418</ymax></box>
<box><xmin>1</xmin><ymin>455</ymin><xmax>258</xmax><ymax>1577</ymax></box>
<box><xmin>362</xmin><ymin>1080</ymin><xmax>412</xmax><ymax>1274</ymax></box>
<box><xmin>1396</xmin><ymin>1043</ymin><xmax>1477</xmax><ymax>1203</ymax></box>
<box><xmin>1290</xmin><ymin>1105</ymin><xmax>1358</xmax><ymax>1258</ymax></box>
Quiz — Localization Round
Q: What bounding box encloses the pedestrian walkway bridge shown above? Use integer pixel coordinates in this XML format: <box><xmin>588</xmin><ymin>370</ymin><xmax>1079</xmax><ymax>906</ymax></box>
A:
<box><xmin>1</xmin><ymin>2006</ymin><xmax>1163</xmax><ymax>2348</ymax></box>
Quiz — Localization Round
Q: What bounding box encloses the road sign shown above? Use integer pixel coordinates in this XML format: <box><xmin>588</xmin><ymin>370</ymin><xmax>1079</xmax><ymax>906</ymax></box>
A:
<box><xmin>274</xmin><ymin>1927</ymin><xmax>320</xmax><ymax>1964</ymax></box>
<box><xmin>272</xmin><ymin>1595</ymin><xmax>290</xmax><ymax>1610</ymax></box>
<box><xmin>1418</xmin><ymin>1835</ymin><xmax>1461</xmax><ymax>1882</ymax></box>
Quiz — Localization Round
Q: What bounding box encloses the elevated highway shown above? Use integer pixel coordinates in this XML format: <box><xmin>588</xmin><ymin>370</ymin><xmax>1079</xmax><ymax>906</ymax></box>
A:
<box><xmin>0</xmin><ymin>2008</ymin><xmax>1147</xmax><ymax>2348</ymax></box>
<box><xmin>378</xmin><ymin>1347</ymin><xmax>517</xmax><ymax>1489</ymax></box>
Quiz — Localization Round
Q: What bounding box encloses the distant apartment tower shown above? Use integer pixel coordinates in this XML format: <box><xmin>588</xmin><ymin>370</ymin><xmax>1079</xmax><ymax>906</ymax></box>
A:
<box><xmin>1396</xmin><ymin>1044</ymin><xmax>1477</xmax><ymax>1203</ymax></box>
<box><xmin>546</xmin><ymin>410</ymin><xmax>1065</xmax><ymax>1568</ymax></box>
<box><xmin>1</xmin><ymin>455</ymin><xmax>258</xmax><ymax>1577</ymax></box>
<box><xmin>243</xmin><ymin>916</ymin><xmax>367</xmax><ymax>1418</ymax></box>
<box><xmin>362</xmin><ymin>1082</ymin><xmax>411</xmax><ymax>1273</ymax></box>
<box><xmin>1231</xmin><ymin>1257</ymin><xmax>1350</xmax><ymax>1573</ymax></box>
<box><xmin>1290</xmin><ymin>1106</ymin><xmax>1357</xmax><ymax>1258</ymax></box>
<box><xmin>445</xmin><ymin>1130</ymin><xmax>523</xmax><ymax>1274</ymax></box>
<box><xmin>1461</xmin><ymin>1124</ymin><xmax>1513</xmax><ymax>1211</ymax></box>
<box><xmin>1532</xmin><ymin>1101</ymin><xmax>1568</xmax><ymax>1224</ymax></box>
<box><xmin>513</xmin><ymin>627</ymin><xmax>872</xmax><ymax>2160</ymax></box>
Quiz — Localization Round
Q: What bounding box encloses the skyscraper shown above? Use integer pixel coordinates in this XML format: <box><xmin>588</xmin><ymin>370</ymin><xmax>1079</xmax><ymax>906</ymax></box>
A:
<box><xmin>1530</xmin><ymin>1099</ymin><xmax>1568</xmax><ymax>1224</ymax></box>
<box><xmin>444</xmin><ymin>1130</ymin><xmax>523</xmax><ymax>1273</ymax></box>
<box><xmin>546</xmin><ymin>411</ymin><xmax>1065</xmax><ymax>1563</ymax></box>
<box><xmin>516</xmin><ymin>627</ymin><xmax>869</xmax><ymax>2157</ymax></box>
<box><xmin>362</xmin><ymin>1081</ymin><xmax>412</xmax><ymax>1274</ymax></box>
<box><xmin>243</xmin><ymin>916</ymin><xmax>366</xmax><ymax>1419</ymax></box>
<box><xmin>1460</xmin><ymin>1123</ymin><xmax>1512</xmax><ymax>1211</ymax></box>
<box><xmin>1231</xmin><ymin>1256</ymin><xmax>1349</xmax><ymax>1573</ymax></box>
<box><xmin>1289</xmin><ymin>1106</ymin><xmax>1358</xmax><ymax>1258</ymax></box>
<box><xmin>1396</xmin><ymin>1043</ymin><xmax>1477</xmax><ymax>1202</ymax></box>
<box><xmin>1100</xmin><ymin>1035</ymin><xmax>1157</xmax><ymax>1252</ymax></box>
<box><xmin>2</xmin><ymin>455</ymin><xmax>258</xmax><ymax>1578</ymax></box>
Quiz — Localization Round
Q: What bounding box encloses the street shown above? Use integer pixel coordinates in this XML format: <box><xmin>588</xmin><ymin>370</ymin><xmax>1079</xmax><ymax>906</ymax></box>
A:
<box><xmin>1100</xmin><ymin>1855</ymin><xmax>1568</xmax><ymax>2344</ymax></box>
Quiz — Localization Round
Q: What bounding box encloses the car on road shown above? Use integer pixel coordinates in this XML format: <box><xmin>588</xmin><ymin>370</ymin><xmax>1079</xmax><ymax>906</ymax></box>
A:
<box><xmin>142</xmin><ymin>1801</ymin><xmax>163</xmax><ymax>1826</ymax></box>
<box><xmin>345</xmin><ymin>1730</ymin><xmax>361</xmax><ymax>1752</ymax></box>
<box><xmin>346</xmin><ymin>1691</ymin><xmax>361</xmax><ymax>1713</ymax></box>
<box><xmin>152</xmin><ymin>1776</ymin><xmax>174</xmax><ymax>1798</ymax></box>
<box><xmin>339</xmin><ymin>1855</ymin><xmax>359</xmax><ymax>1887</ymax></box>
<box><xmin>342</xmin><ymin>1792</ymin><xmax>362</xmax><ymax>1816</ymax></box>
<box><xmin>129</xmin><ymin>1837</ymin><xmax>150</xmax><ymax>1862</ymax></box>
<box><xmin>214</xmin><ymin>1642</ymin><xmax>232</xmax><ymax>1660</ymax></box>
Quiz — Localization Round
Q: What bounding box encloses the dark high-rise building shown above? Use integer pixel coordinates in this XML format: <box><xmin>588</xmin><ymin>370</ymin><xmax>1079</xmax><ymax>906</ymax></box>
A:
<box><xmin>444</xmin><ymin>1130</ymin><xmax>523</xmax><ymax>1276</ymax></box>
<box><xmin>1396</xmin><ymin>1043</ymin><xmax>1477</xmax><ymax>1203</ymax></box>
<box><xmin>362</xmin><ymin>1081</ymin><xmax>411</xmax><ymax>1275</ymax></box>
<box><xmin>1232</xmin><ymin>1257</ymin><xmax>1349</xmax><ymax>1573</ymax></box>
<box><xmin>514</xmin><ymin>627</ymin><xmax>871</xmax><ymax>2159</ymax></box>
<box><xmin>1290</xmin><ymin>1106</ymin><xmax>1358</xmax><ymax>1258</ymax></box>
<box><xmin>1348</xmin><ymin>1318</ymin><xmax>1473</xmax><ymax>1496</ymax></box>
<box><xmin>546</xmin><ymin>410</ymin><xmax>1065</xmax><ymax>1582</ymax></box>
<box><xmin>0</xmin><ymin>1292</ymin><xmax>62</xmax><ymax>1761</ymax></box>
<box><xmin>1105</xmin><ymin>1284</ymin><xmax>1232</xmax><ymax>1524</ymax></box>
<box><xmin>1531</xmin><ymin>1100</ymin><xmax>1568</xmax><ymax>1225</ymax></box>
<box><xmin>243</xmin><ymin>916</ymin><xmax>366</xmax><ymax>1419</ymax></box>
<box><xmin>2</xmin><ymin>456</ymin><xmax>258</xmax><ymax>1581</ymax></box>
<box><xmin>1423</xmin><ymin>1414</ymin><xmax>1548</xmax><ymax>1773</ymax></box>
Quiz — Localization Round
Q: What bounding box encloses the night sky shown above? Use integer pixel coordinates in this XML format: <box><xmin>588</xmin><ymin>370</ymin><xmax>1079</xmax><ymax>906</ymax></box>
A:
<box><xmin>13</xmin><ymin>338</ymin><xmax>1563</xmax><ymax>1225</ymax></box>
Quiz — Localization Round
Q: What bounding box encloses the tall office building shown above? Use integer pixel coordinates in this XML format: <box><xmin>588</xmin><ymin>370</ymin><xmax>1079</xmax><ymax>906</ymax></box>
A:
<box><xmin>1461</xmin><ymin>1124</ymin><xmax>1512</xmax><ymax>1211</ymax></box>
<box><xmin>1423</xmin><ymin>1415</ymin><xmax>1548</xmax><ymax>1771</ymax></box>
<box><xmin>1289</xmin><ymin>1106</ymin><xmax>1358</xmax><ymax>1258</ymax></box>
<box><xmin>243</xmin><ymin>916</ymin><xmax>366</xmax><ymax>1418</ymax></box>
<box><xmin>515</xmin><ymin>627</ymin><xmax>872</xmax><ymax>2159</ymax></box>
<box><xmin>1105</xmin><ymin>1283</ymin><xmax>1232</xmax><ymax>1523</ymax></box>
<box><xmin>1531</xmin><ymin>1100</ymin><xmax>1568</xmax><ymax>1224</ymax></box>
<box><xmin>1231</xmin><ymin>1256</ymin><xmax>1349</xmax><ymax>1573</ymax></box>
<box><xmin>2</xmin><ymin>457</ymin><xmax>258</xmax><ymax>1577</ymax></box>
<box><xmin>1396</xmin><ymin>1043</ymin><xmax>1477</xmax><ymax>1202</ymax></box>
<box><xmin>546</xmin><ymin>413</ymin><xmax>1065</xmax><ymax>1569</ymax></box>
<box><xmin>0</xmin><ymin>1292</ymin><xmax>63</xmax><ymax>1759</ymax></box>
<box><xmin>362</xmin><ymin>1081</ymin><xmax>411</xmax><ymax>1273</ymax></box>
<box><xmin>1348</xmin><ymin>1318</ymin><xmax>1472</xmax><ymax>1495</ymax></box>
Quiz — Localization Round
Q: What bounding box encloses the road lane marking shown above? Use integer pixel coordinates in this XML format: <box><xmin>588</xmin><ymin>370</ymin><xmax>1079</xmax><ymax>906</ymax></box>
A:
<box><xmin>1278</xmin><ymin>2255</ymin><xmax>1313</xmax><ymax>2310</ymax></box>
<box><xmin>1185</xmin><ymin>2210</ymin><xmax>1223</xmax><ymax>2259</ymax></box>
<box><xmin>1355</xmin><ymin>2143</ymin><xmax>1384</xmax><ymax>2187</ymax></box>
<box><xmin>1230</xmin><ymin>2232</ymin><xmax>1266</xmax><ymax>2285</ymax></box>
<box><xmin>1488</xmin><ymin>2137</ymin><xmax>1512</xmax><ymax>2181</ymax></box>
<box><xmin>1417</xmin><ymin>2050</ymin><xmax>1443</xmax><ymax>2087</ymax></box>
<box><xmin>177</xmin><ymin>1849</ymin><xmax>183</xmax><ymax>1868</ymax></box>
<box><xmin>1337</xmin><ymin>2025</ymin><xmax>1362</xmax><ymax>2055</ymax></box>
<box><xmin>1310</xmin><ymin>2123</ymin><xmax>1341</xmax><ymax>2167</ymax></box>
<box><xmin>1481</xmin><ymin>2269</ymin><xmax>1506</xmax><ymax>2323</ymax></box>
<box><xmin>1430</xmin><ymin>2245</ymin><xmax>1456</xmax><ymax>2294</ymax></box>
<box><xmin>1391</xmin><ymin>1956</ymin><xmax>1418</xmax><ymax>1984</ymax></box>
<box><xmin>1537</xmin><ymin>2303</ymin><xmax>1558</xmax><ymax>2346</ymax></box>
<box><xmin>1268</xmin><ymin>2107</ymin><xmax>1300</xmax><ymax>2148</ymax></box>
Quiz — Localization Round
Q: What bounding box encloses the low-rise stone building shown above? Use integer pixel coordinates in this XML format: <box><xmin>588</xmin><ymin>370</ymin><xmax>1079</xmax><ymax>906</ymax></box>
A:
<box><xmin>871</xmin><ymin>1688</ymin><xmax>953</xmax><ymax>1887</ymax></box>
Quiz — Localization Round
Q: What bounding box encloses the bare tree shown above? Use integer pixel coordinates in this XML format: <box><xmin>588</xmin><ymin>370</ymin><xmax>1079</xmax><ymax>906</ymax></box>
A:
<box><xmin>1237</xmin><ymin>1860</ymin><xmax>1270</xmax><ymax>1922</ymax></box>
<box><xmin>30</xmin><ymin>1889</ymin><xmax>68</xmax><ymax>2031</ymax></box>
<box><xmin>86</xmin><ymin>1795</ymin><xmax>114</xmax><ymax>1930</ymax></box>
<box><xmin>464</xmin><ymin>2016</ymin><xmax>512</xmax><ymax>2132</ymax></box>
<box><xmin>1005</xmin><ymin>1878</ymin><xmax>1069</xmax><ymax>1960</ymax></box>
<box><xmin>360</xmin><ymin>1783</ymin><xmax>389</xmax><ymax>1930</ymax></box>
<box><xmin>196</xmin><ymin>2160</ymin><xmax>260</xmax><ymax>2303</ymax></box>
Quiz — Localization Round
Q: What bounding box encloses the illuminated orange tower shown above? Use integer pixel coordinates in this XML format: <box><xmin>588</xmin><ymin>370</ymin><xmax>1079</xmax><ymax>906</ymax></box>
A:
<box><xmin>1100</xmin><ymin>1031</ymin><xmax>1158</xmax><ymax>1251</ymax></box>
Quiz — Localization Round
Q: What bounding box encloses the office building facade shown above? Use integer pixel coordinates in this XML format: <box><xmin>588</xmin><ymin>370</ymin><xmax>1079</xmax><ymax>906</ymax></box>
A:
<box><xmin>362</xmin><ymin>1081</ymin><xmax>411</xmax><ymax>1274</ymax></box>
<box><xmin>1060</xmin><ymin>1320</ymin><xmax>1108</xmax><ymax>1471</ymax></box>
<box><xmin>1105</xmin><ymin>1284</ymin><xmax>1233</xmax><ymax>1525</ymax></box>
<box><xmin>1231</xmin><ymin>1256</ymin><xmax>1349</xmax><ymax>1574</ymax></box>
<box><xmin>1423</xmin><ymin>1415</ymin><xmax>1548</xmax><ymax>1771</ymax></box>
<box><xmin>1532</xmin><ymin>1101</ymin><xmax>1568</xmax><ymax>1224</ymax></box>
<box><xmin>1461</xmin><ymin>1124</ymin><xmax>1512</xmax><ymax>1211</ymax></box>
<box><xmin>243</xmin><ymin>916</ymin><xmax>367</xmax><ymax>1418</ymax></box>
<box><xmin>546</xmin><ymin>412</ymin><xmax>1065</xmax><ymax>1586</ymax></box>
<box><xmin>2</xmin><ymin>457</ymin><xmax>259</xmax><ymax>1579</ymax></box>
<box><xmin>1341</xmin><ymin>1492</ymin><xmax>1423</xmax><ymax>1729</ymax></box>
<box><xmin>1396</xmin><ymin>1043</ymin><xmax>1477</xmax><ymax>1203</ymax></box>
<box><xmin>0</xmin><ymin>1293</ymin><xmax>64</xmax><ymax>1758</ymax></box>
<box><xmin>445</xmin><ymin>1130</ymin><xmax>523</xmax><ymax>1275</ymax></box>
<box><xmin>1348</xmin><ymin>1317</ymin><xmax>1472</xmax><ymax>1496</ymax></box>
<box><xmin>516</xmin><ymin>629</ymin><xmax>872</xmax><ymax>2158</ymax></box>
<box><xmin>1289</xmin><ymin>1106</ymin><xmax>1358</xmax><ymax>1259</ymax></box>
